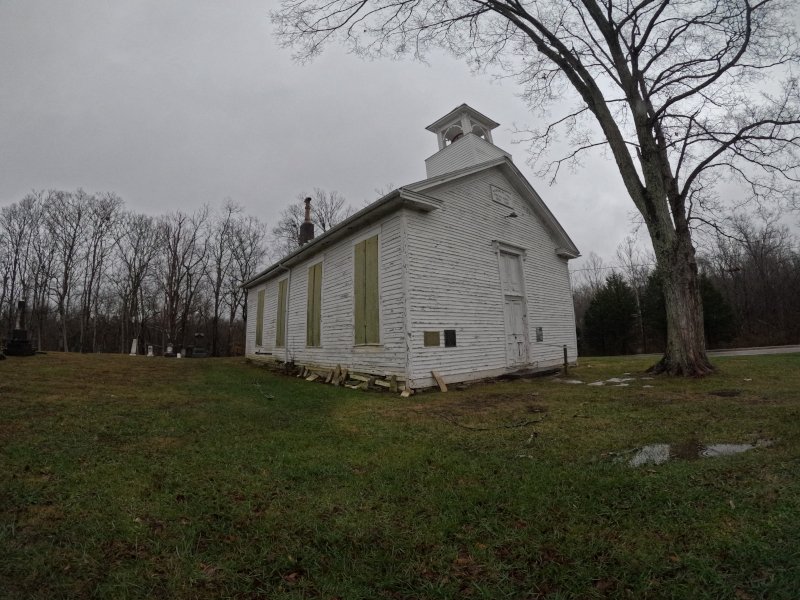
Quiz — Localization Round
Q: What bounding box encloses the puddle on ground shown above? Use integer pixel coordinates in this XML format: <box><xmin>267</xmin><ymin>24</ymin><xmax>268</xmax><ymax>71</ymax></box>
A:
<box><xmin>627</xmin><ymin>439</ymin><xmax>773</xmax><ymax>467</ymax></box>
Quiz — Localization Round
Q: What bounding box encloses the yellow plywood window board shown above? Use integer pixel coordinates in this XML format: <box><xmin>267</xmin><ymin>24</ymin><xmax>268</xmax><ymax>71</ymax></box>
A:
<box><xmin>354</xmin><ymin>235</ymin><xmax>379</xmax><ymax>344</ymax></box>
<box><xmin>423</xmin><ymin>331</ymin><xmax>440</xmax><ymax>347</ymax></box>
<box><xmin>276</xmin><ymin>279</ymin><xmax>287</xmax><ymax>347</ymax></box>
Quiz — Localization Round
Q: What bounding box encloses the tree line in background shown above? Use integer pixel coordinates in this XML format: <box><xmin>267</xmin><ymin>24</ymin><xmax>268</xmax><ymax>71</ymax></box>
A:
<box><xmin>574</xmin><ymin>214</ymin><xmax>800</xmax><ymax>356</ymax></box>
<box><xmin>0</xmin><ymin>190</ymin><xmax>267</xmax><ymax>356</ymax></box>
<box><xmin>0</xmin><ymin>188</ymin><xmax>355</xmax><ymax>356</ymax></box>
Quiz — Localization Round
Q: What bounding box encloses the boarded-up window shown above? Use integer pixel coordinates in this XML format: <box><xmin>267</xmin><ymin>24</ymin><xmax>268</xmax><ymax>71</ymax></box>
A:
<box><xmin>276</xmin><ymin>279</ymin><xmax>288</xmax><ymax>347</ymax></box>
<box><xmin>255</xmin><ymin>289</ymin><xmax>265</xmax><ymax>346</ymax></box>
<box><xmin>306</xmin><ymin>263</ymin><xmax>322</xmax><ymax>347</ymax></box>
<box><xmin>354</xmin><ymin>235</ymin><xmax>379</xmax><ymax>344</ymax></box>
<box><xmin>423</xmin><ymin>331</ymin><xmax>440</xmax><ymax>347</ymax></box>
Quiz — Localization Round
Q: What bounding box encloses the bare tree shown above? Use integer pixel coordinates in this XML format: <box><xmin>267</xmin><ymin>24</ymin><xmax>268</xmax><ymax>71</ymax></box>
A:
<box><xmin>270</xmin><ymin>188</ymin><xmax>353</xmax><ymax>259</ymax></box>
<box><xmin>158</xmin><ymin>207</ymin><xmax>209</xmax><ymax>350</ymax></box>
<box><xmin>274</xmin><ymin>0</ymin><xmax>800</xmax><ymax>375</ymax></box>
<box><xmin>206</xmin><ymin>201</ymin><xmax>240</xmax><ymax>356</ymax></box>
<box><xmin>228</xmin><ymin>214</ymin><xmax>269</xmax><ymax>346</ymax></box>
<box><xmin>113</xmin><ymin>211</ymin><xmax>162</xmax><ymax>354</ymax></box>
<box><xmin>703</xmin><ymin>211</ymin><xmax>800</xmax><ymax>345</ymax></box>
<box><xmin>78</xmin><ymin>193</ymin><xmax>123</xmax><ymax>352</ymax></box>
<box><xmin>616</xmin><ymin>236</ymin><xmax>655</xmax><ymax>351</ymax></box>
<box><xmin>0</xmin><ymin>193</ymin><xmax>40</xmax><ymax>330</ymax></box>
<box><xmin>47</xmin><ymin>190</ymin><xmax>89</xmax><ymax>351</ymax></box>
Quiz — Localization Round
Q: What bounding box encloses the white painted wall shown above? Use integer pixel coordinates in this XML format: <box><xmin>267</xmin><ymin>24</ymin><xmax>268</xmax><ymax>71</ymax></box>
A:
<box><xmin>246</xmin><ymin>213</ymin><xmax>407</xmax><ymax>378</ymax></box>
<box><xmin>404</xmin><ymin>166</ymin><xmax>578</xmax><ymax>388</ymax></box>
<box><xmin>425</xmin><ymin>134</ymin><xmax>510</xmax><ymax>178</ymax></box>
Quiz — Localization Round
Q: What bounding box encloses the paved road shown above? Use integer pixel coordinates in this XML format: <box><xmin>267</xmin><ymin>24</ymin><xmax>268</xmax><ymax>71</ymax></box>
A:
<box><xmin>634</xmin><ymin>345</ymin><xmax>800</xmax><ymax>359</ymax></box>
<box><xmin>707</xmin><ymin>345</ymin><xmax>800</xmax><ymax>357</ymax></box>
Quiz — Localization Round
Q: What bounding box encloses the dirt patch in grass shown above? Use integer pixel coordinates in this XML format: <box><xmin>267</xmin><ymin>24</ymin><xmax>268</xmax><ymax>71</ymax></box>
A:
<box><xmin>410</xmin><ymin>391</ymin><xmax>548</xmax><ymax>417</ymax></box>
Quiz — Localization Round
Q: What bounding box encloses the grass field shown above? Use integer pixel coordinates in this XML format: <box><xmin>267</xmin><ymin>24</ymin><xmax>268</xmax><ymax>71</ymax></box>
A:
<box><xmin>1</xmin><ymin>352</ymin><xmax>799</xmax><ymax>599</ymax></box>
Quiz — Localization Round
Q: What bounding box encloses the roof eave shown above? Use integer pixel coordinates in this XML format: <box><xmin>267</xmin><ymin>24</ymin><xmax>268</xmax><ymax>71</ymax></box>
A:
<box><xmin>243</xmin><ymin>190</ymin><xmax>442</xmax><ymax>289</ymax></box>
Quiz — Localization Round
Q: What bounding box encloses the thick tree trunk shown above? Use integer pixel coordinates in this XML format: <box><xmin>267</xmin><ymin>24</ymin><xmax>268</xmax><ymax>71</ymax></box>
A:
<box><xmin>649</xmin><ymin>231</ymin><xmax>714</xmax><ymax>376</ymax></box>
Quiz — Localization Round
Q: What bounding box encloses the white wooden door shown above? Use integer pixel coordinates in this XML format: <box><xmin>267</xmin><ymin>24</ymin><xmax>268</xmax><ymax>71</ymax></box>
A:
<box><xmin>500</xmin><ymin>252</ymin><xmax>524</xmax><ymax>296</ymax></box>
<box><xmin>504</xmin><ymin>297</ymin><xmax>528</xmax><ymax>366</ymax></box>
<box><xmin>500</xmin><ymin>251</ymin><xmax>529</xmax><ymax>366</ymax></box>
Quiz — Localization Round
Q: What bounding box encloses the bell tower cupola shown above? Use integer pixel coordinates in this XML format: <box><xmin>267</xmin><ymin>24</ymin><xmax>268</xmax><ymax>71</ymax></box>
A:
<box><xmin>424</xmin><ymin>104</ymin><xmax>510</xmax><ymax>178</ymax></box>
<box><xmin>426</xmin><ymin>104</ymin><xmax>500</xmax><ymax>150</ymax></box>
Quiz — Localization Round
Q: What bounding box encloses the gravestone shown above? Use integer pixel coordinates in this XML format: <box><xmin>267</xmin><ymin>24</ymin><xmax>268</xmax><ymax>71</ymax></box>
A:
<box><xmin>163</xmin><ymin>342</ymin><xmax>176</xmax><ymax>358</ymax></box>
<box><xmin>191</xmin><ymin>332</ymin><xmax>208</xmax><ymax>358</ymax></box>
<box><xmin>147</xmin><ymin>345</ymin><xmax>154</xmax><ymax>357</ymax></box>
<box><xmin>5</xmin><ymin>300</ymin><xmax>35</xmax><ymax>356</ymax></box>
<box><xmin>130</xmin><ymin>338</ymin><xmax>138</xmax><ymax>356</ymax></box>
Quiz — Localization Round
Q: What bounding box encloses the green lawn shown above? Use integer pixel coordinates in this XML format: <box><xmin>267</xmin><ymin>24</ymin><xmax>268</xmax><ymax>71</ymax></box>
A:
<box><xmin>1</xmin><ymin>352</ymin><xmax>799</xmax><ymax>599</ymax></box>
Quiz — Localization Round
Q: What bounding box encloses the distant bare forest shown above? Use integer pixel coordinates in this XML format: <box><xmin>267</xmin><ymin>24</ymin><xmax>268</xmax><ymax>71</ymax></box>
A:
<box><xmin>0</xmin><ymin>190</ymin><xmax>269</xmax><ymax>356</ymax></box>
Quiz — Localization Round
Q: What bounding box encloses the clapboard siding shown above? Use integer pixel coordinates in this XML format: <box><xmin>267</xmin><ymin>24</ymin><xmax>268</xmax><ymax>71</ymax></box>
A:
<box><xmin>246</xmin><ymin>214</ymin><xmax>406</xmax><ymax>377</ymax></box>
<box><xmin>425</xmin><ymin>134</ymin><xmax>510</xmax><ymax>178</ymax></box>
<box><xmin>405</xmin><ymin>166</ymin><xmax>577</xmax><ymax>387</ymax></box>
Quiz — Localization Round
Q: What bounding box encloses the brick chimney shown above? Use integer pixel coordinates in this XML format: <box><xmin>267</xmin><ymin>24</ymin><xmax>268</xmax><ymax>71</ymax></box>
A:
<box><xmin>298</xmin><ymin>197</ymin><xmax>315</xmax><ymax>246</ymax></box>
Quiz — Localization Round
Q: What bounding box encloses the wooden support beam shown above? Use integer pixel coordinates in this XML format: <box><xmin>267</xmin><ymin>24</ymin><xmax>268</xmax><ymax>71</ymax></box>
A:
<box><xmin>431</xmin><ymin>371</ymin><xmax>448</xmax><ymax>392</ymax></box>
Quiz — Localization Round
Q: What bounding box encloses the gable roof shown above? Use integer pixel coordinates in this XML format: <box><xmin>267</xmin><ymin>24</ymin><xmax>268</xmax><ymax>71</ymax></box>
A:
<box><xmin>244</xmin><ymin>156</ymin><xmax>579</xmax><ymax>289</ymax></box>
<box><xmin>405</xmin><ymin>156</ymin><xmax>580</xmax><ymax>259</ymax></box>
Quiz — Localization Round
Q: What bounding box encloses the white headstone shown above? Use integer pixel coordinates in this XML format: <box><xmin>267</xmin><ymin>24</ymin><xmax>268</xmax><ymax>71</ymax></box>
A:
<box><xmin>176</xmin><ymin>352</ymin><xmax>181</xmax><ymax>359</ymax></box>
<box><xmin>129</xmin><ymin>338</ymin><xmax>138</xmax><ymax>356</ymax></box>
<box><xmin>147</xmin><ymin>345</ymin><xmax>154</xmax><ymax>357</ymax></box>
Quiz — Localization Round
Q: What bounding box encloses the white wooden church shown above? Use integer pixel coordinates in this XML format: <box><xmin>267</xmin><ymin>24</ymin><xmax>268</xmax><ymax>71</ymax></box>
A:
<box><xmin>244</xmin><ymin>104</ymin><xmax>579</xmax><ymax>389</ymax></box>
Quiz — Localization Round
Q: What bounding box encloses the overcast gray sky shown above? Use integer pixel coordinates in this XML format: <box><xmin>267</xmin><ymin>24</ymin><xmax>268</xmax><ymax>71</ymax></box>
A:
<box><xmin>1</xmin><ymin>1</ymin><xmax>795</xmax><ymax>271</ymax></box>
